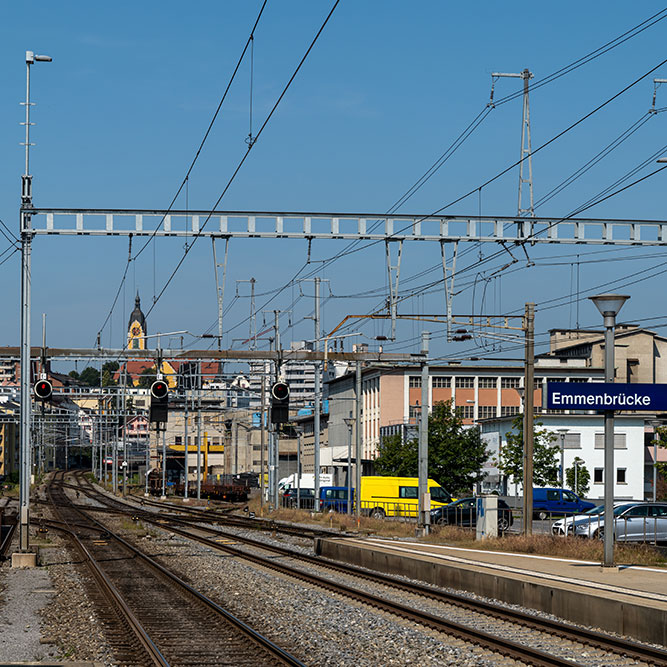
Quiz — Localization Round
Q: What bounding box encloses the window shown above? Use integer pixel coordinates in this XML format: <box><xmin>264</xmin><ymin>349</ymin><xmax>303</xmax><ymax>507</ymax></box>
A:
<box><xmin>399</xmin><ymin>486</ymin><xmax>418</xmax><ymax>499</ymax></box>
<box><xmin>478</xmin><ymin>405</ymin><xmax>497</xmax><ymax>419</ymax></box>
<box><xmin>457</xmin><ymin>405</ymin><xmax>474</xmax><ymax>419</ymax></box>
<box><xmin>501</xmin><ymin>377</ymin><xmax>520</xmax><ymax>389</ymax></box>
<box><xmin>432</xmin><ymin>376</ymin><xmax>451</xmax><ymax>388</ymax></box>
<box><xmin>479</xmin><ymin>377</ymin><xmax>496</xmax><ymax>389</ymax></box>
<box><xmin>594</xmin><ymin>433</ymin><xmax>626</xmax><ymax>449</ymax></box>
<box><xmin>409</xmin><ymin>376</ymin><xmax>421</xmax><ymax>388</ymax></box>
<box><xmin>175</xmin><ymin>436</ymin><xmax>182</xmax><ymax>446</ymax></box>
<box><xmin>627</xmin><ymin>359</ymin><xmax>639</xmax><ymax>383</ymax></box>
<box><xmin>456</xmin><ymin>377</ymin><xmax>474</xmax><ymax>388</ymax></box>
<box><xmin>547</xmin><ymin>489</ymin><xmax>559</xmax><ymax>501</ymax></box>
<box><xmin>625</xmin><ymin>505</ymin><xmax>648</xmax><ymax>517</ymax></box>
<box><xmin>501</xmin><ymin>406</ymin><xmax>520</xmax><ymax>417</ymax></box>
<box><xmin>617</xmin><ymin>468</ymin><xmax>626</xmax><ymax>484</ymax></box>
<box><xmin>649</xmin><ymin>505</ymin><xmax>667</xmax><ymax>517</ymax></box>
<box><xmin>563</xmin><ymin>433</ymin><xmax>581</xmax><ymax>449</ymax></box>
<box><xmin>563</xmin><ymin>490</ymin><xmax>577</xmax><ymax>502</ymax></box>
<box><xmin>409</xmin><ymin>405</ymin><xmax>421</xmax><ymax>420</ymax></box>
<box><xmin>594</xmin><ymin>468</ymin><xmax>603</xmax><ymax>484</ymax></box>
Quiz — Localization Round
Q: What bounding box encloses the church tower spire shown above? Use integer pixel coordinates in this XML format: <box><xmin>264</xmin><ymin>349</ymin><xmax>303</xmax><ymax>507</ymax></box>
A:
<box><xmin>128</xmin><ymin>292</ymin><xmax>147</xmax><ymax>350</ymax></box>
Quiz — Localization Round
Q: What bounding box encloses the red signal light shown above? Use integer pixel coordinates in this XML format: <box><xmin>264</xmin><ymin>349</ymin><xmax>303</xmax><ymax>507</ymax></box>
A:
<box><xmin>150</xmin><ymin>380</ymin><xmax>169</xmax><ymax>399</ymax></box>
<box><xmin>34</xmin><ymin>380</ymin><xmax>53</xmax><ymax>400</ymax></box>
<box><xmin>271</xmin><ymin>382</ymin><xmax>289</xmax><ymax>401</ymax></box>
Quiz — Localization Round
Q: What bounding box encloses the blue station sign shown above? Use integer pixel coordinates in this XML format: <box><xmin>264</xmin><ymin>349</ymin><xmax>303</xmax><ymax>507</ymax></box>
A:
<box><xmin>546</xmin><ymin>382</ymin><xmax>667</xmax><ymax>411</ymax></box>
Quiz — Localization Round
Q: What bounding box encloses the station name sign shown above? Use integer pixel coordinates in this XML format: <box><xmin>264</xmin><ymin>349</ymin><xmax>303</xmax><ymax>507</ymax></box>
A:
<box><xmin>546</xmin><ymin>382</ymin><xmax>667</xmax><ymax>412</ymax></box>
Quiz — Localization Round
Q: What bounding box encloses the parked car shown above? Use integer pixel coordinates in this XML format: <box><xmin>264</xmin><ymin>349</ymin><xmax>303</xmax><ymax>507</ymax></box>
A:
<box><xmin>573</xmin><ymin>502</ymin><xmax>667</xmax><ymax>542</ymax></box>
<box><xmin>319</xmin><ymin>486</ymin><xmax>354</xmax><ymax>513</ymax></box>
<box><xmin>533</xmin><ymin>487</ymin><xmax>596</xmax><ymax>520</ymax></box>
<box><xmin>282</xmin><ymin>488</ymin><xmax>315</xmax><ymax>509</ymax></box>
<box><xmin>430</xmin><ymin>497</ymin><xmax>514</xmax><ymax>532</ymax></box>
<box><xmin>551</xmin><ymin>502</ymin><xmax>630</xmax><ymax>536</ymax></box>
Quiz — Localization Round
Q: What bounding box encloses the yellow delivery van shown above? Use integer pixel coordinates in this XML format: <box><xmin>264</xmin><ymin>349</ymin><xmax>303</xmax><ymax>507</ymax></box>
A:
<box><xmin>359</xmin><ymin>476</ymin><xmax>452</xmax><ymax>518</ymax></box>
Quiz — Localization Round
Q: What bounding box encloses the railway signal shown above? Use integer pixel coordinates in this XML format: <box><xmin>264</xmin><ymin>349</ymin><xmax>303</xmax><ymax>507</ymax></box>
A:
<box><xmin>33</xmin><ymin>379</ymin><xmax>53</xmax><ymax>401</ymax></box>
<box><xmin>150</xmin><ymin>379</ymin><xmax>169</xmax><ymax>423</ymax></box>
<box><xmin>270</xmin><ymin>381</ymin><xmax>290</xmax><ymax>424</ymax></box>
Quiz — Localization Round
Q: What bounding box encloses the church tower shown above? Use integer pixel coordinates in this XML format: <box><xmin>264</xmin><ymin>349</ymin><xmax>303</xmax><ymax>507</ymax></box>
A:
<box><xmin>128</xmin><ymin>293</ymin><xmax>147</xmax><ymax>350</ymax></box>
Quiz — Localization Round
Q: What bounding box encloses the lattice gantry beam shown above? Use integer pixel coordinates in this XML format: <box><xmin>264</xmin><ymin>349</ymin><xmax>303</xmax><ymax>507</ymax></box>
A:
<box><xmin>22</xmin><ymin>208</ymin><xmax>667</xmax><ymax>245</ymax></box>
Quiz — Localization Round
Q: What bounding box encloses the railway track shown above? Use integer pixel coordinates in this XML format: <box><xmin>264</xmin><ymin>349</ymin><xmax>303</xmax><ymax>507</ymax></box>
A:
<box><xmin>45</xmin><ymin>472</ymin><xmax>304</xmax><ymax>666</ymax></box>
<box><xmin>65</xmin><ymin>472</ymin><xmax>667</xmax><ymax>667</ymax></box>
<box><xmin>0</xmin><ymin>509</ymin><xmax>16</xmax><ymax>559</ymax></box>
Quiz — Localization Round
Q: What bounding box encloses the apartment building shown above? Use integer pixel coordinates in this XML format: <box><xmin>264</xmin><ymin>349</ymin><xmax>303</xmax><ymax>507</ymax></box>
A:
<box><xmin>327</xmin><ymin>363</ymin><xmax>604</xmax><ymax>461</ymax></box>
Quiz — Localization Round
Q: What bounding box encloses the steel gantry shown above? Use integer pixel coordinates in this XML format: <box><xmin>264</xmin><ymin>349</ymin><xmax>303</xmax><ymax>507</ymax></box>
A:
<box><xmin>19</xmin><ymin>205</ymin><xmax>667</xmax><ymax>550</ymax></box>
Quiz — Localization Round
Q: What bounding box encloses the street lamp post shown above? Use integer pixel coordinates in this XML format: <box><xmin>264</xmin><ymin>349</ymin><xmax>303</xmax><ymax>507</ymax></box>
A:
<box><xmin>557</xmin><ymin>429</ymin><xmax>569</xmax><ymax>487</ymax></box>
<box><xmin>589</xmin><ymin>293</ymin><xmax>629</xmax><ymax>568</ymax></box>
<box><xmin>650</xmin><ymin>419</ymin><xmax>662</xmax><ymax>502</ymax></box>
<box><xmin>19</xmin><ymin>50</ymin><xmax>52</xmax><ymax>554</ymax></box>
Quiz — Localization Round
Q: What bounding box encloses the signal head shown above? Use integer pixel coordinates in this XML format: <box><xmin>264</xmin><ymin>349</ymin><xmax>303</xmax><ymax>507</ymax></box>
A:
<box><xmin>34</xmin><ymin>379</ymin><xmax>53</xmax><ymax>400</ymax></box>
<box><xmin>271</xmin><ymin>381</ymin><xmax>289</xmax><ymax>401</ymax></box>
<box><xmin>150</xmin><ymin>380</ymin><xmax>169</xmax><ymax>399</ymax></box>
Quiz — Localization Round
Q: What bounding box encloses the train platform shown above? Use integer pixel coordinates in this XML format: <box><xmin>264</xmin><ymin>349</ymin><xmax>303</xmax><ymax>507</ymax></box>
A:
<box><xmin>315</xmin><ymin>535</ymin><xmax>667</xmax><ymax>646</ymax></box>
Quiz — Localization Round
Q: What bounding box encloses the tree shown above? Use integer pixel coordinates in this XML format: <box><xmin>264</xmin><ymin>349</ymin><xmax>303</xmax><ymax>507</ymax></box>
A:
<box><xmin>101</xmin><ymin>370</ymin><xmax>116</xmax><ymax>387</ymax></box>
<box><xmin>565</xmin><ymin>456</ymin><xmax>590</xmax><ymax>497</ymax></box>
<box><xmin>498</xmin><ymin>415</ymin><xmax>559</xmax><ymax>488</ymax></box>
<box><xmin>374</xmin><ymin>434</ymin><xmax>417</xmax><ymax>477</ymax></box>
<box><xmin>374</xmin><ymin>401</ymin><xmax>489</xmax><ymax>496</ymax></box>
<box><xmin>138</xmin><ymin>366</ymin><xmax>156</xmax><ymax>389</ymax></box>
<box><xmin>103</xmin><ymin>361</ymin><xmax>119</xmax><ymax>374</ymax></box>
<box><xmin>653</xmin><ymin>425</ymin><xmax>667</xmax><ymax>500</ymax></box>
<box><xmin>78</xmin><ymin>366</ymin><xmax>100</xmax><ymax>387</ymax></box>
<box><xmin>68</xmin><ymin>370</ymin><xmax>80</xmax><ymax>380</ymax></box>
<box><xmin>102</xmin><ymin>361</ymin><xmax>119</xmax><ymax>386</ymax></box>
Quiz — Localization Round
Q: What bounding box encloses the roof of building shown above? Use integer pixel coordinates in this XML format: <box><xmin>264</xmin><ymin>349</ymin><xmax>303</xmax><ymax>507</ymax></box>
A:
<box><xmin>326</xmin><ymin>362</ymin><xmax>600</xmax><ymax>386</ymax></box>
<box><xmin>543</xmin><ymin>326</ymin><xmax>667</xmax><ymax>357</ymax></box>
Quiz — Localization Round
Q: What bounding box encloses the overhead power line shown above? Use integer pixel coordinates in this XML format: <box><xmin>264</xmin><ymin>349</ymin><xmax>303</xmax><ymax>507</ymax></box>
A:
<box><xmin>142</xmin><ymin>0</ymin><xmax>341</xmax><ymax>321</ymax></box>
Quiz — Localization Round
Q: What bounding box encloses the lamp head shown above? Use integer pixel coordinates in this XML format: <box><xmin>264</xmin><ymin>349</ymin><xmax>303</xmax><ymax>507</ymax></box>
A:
<box><xmin>589</xmin><ymin>293</ymin><xmax>630</xmax><ymax>318</ymax></box>
<box><xmin>26</xmin><ymin>51</ymin><xmax>52</xmax><ymax>64</ymax></box>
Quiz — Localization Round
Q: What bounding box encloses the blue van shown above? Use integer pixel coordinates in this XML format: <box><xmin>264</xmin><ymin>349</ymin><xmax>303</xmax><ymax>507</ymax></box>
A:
<box><xmin>320</xmin><ymin>486</ymin><xmax>354</xmax><ymax>513</ymax></box>
<box><xmin>533</xmin><ymin>487</ymin><xmax>595</xmax><ymax>520</ymax></box>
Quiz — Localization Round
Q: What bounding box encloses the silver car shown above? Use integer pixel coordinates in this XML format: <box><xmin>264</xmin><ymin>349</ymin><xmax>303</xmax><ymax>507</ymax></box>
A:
<box><xmin>573</xmin><ymin>502</ymin><xmax>667</xmax><ymax>542</ymax></box>
<box><xmin>551</xmin><ymin>502</ymin><xmax>628</xmax><ymax>536</ymax></box>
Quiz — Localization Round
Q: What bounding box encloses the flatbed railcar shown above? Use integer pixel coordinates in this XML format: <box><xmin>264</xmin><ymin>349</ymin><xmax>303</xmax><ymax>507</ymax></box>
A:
<box><xmin>173</xmin><ymin>481</ymin><xmax>249</xmax><ymax>502</ymax></box>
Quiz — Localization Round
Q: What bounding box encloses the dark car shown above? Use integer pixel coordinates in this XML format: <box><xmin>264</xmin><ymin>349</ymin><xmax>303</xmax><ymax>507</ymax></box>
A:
<box><xmin>430</xmin><ymin>497</ymin><xmax>514</xmax><ymax>531</ymax></box>
<box><xmin>282</xmin><ymin>488</ymin><xmax>315</xmax><ymax>509</ymax></box>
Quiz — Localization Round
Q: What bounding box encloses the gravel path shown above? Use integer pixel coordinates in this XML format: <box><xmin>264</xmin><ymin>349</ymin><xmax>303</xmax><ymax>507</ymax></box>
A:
<box><xmin>0</xmin><ymin>558</ymin><xmax>55</xmax><ymax>664</ymax></box>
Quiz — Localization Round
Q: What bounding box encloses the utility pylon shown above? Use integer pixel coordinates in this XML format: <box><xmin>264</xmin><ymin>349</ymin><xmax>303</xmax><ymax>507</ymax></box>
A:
<box><xmin>491</xmin><ymin>68</ymin><xmax>535</xmax><ymax>218</ymax></box>
<box><xmin>298</xmin><ymin>277</ymin><xmax>330</xmax><ymax>510</ymax></box>
<box><xmin>211</xmin><ymin>238</ymin><xmax>229</xmax><ymax>350</ymax></box>
<box><xmin>237</xmin><ymin>278</ymin><xmax>257</xmax><ymax>350</ymax></box>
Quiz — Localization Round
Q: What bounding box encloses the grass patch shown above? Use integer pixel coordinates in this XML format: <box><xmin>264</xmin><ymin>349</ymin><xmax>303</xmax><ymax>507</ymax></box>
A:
<box><xmin>423</xmin><ymin>527</ymin><xmax>667</xmax><ymax>566</ymax></box>
<box><xmin>247</xmin><ymin>497</ymin><xmax>667</xmax><ymax>567</ymax></box>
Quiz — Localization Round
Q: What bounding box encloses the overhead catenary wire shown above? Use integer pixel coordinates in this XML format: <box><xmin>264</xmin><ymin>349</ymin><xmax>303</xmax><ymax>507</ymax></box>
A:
<box><xmin>95</xmin><ymin>0</ymin><xmax>270</xmax><ymax>345</ymax></box>
<box><xmin>221</xmin><ymin>13</ymin><xmax>667</xmax><ymax>341</ymax></box>
<box><xmin>144</xmin><ymin>0</ymin><xmax>340</xmax><ymax>324</ymax></box>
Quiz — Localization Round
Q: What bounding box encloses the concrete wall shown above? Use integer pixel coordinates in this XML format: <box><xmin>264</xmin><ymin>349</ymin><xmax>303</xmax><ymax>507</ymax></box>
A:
<box><xmin>315</xmin><ymin>538</ymin><xmax>667</xmax><ymax>647</ymax></box>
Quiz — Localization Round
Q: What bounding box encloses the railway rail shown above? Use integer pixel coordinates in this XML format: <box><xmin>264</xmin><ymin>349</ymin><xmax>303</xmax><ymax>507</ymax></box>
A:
<box><xmin>64</xmin><ymin>472</ymin><xmax>667</xmax><ymax>667</ymax></box>
<box><xmin>45</xmin><ymin>472</ymin><xmax>304</xmax><ymax>666</ymax></box>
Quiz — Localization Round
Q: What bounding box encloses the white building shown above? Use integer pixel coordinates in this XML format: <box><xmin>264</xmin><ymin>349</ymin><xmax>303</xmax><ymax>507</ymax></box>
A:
<box><xmin>480</xmin><ymin>413</ymin><xmax>647</xmax><ymax>501</ymax></box>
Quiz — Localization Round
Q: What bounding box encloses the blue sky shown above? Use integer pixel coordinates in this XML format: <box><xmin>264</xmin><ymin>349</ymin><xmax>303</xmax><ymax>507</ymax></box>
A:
<box><xmin>1</xmin><ymin>3</ymin><xmax>667</xmax><ymax>368</ymax></box>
